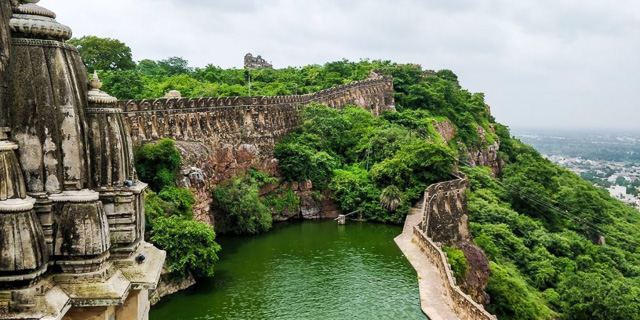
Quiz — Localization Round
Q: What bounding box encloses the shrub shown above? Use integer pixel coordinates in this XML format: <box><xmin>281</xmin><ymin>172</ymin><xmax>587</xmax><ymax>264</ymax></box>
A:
<box><xmin>135</xmin><ymin>138</ymin><xmax>181</xmax><ymax>191</ymax></box>
<box><xmin>442</xmin><ymin>247</ymin><xmax>469</xmax><ymax>284</ymax></box>
<box><xmin>150</xmin><ymin>216</ymin><xmax>221</xmax><ymax>278</ymax></box>
<box><xmin>263</xmin><ymin>188</ymin><xmax>301</xmax><ymax>217</ymax></box>
<box><xmin>158</xmin><ymin>186</ymin><xmax>196</xmax><ymax>218</ymax></box>
<box><xmin>212</xmin><ymin>173</ymin><xmax>273</xmax><ymax>235</ymax></box>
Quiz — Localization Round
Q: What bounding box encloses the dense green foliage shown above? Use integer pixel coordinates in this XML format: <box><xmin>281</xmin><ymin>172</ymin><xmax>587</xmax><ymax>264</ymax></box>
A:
<box><xmin>135</xmin><ymin>138</ymin><xmax>181</xmax><ymax>191</ymax></box>
<box><xmin>212</xmin><ymin>170</ymin><xmax>274</xmax><ymax>235</ymax></box>
<box><xmin>69</xmin><ymin>36</ymin><xmax>136</xmax><ymax>73</ymax></box>
<box><xmin>465</xmin><ymin>136</ymin><xmax>640</xmax><ymax>319</ymax></box>
<box><xmin>263</xmin><ymin>187</ymin><xmax>301</xmax><ymax>218</ymax></box>
<box><xmin>136</xmin><ymin>139</ymin><xmax>220</xmax><ymax>278</ymax></box>
<box><xmin>275</xmin><ymin>104</ymin><xmax>457</xmax><ymax>223</ymax></box>
<box><xmin>150</xmin><ymin>215</ymin><xmax>221</xmax><ymax>278</ymax></box>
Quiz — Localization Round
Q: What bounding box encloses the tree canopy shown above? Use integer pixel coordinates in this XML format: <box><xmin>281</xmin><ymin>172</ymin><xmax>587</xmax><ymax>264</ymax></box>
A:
<box><xmin>69</xmin><ymin>36</ymin><xmax>136</xmax><ymax>73</ymax></box>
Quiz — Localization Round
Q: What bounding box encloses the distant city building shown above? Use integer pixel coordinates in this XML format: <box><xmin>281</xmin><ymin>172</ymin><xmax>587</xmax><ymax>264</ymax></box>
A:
<box><xmin>608</xmin><ymin>185</ymin><xmax>636</xmax><ymax>204</ymax></box>
<box><xmin>244</xmin><ymin>53</ymin><xmax>273</xmax><ymax>69</ymax></box>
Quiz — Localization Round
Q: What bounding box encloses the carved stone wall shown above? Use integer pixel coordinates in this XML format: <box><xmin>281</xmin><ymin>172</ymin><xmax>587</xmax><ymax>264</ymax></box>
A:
<box><xmin>118</xmin><ymin>74</ymin><xmax>396</xmax><ymax>222</ymax></box>
<box><xmin>0</xmin><ymin>0</ymin><xmax>10</xmax><ymax>128</ymax></box>
<box><xmin>0</xmin><ymin>2</ymin><xmax>165</xmax><ymax>319</ymax></box>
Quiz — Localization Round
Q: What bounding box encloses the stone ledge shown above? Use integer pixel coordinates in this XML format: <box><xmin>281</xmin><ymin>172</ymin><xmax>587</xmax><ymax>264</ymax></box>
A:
<box><xmin>0</xmin><ymin>197</ymin><xmax>35</xmax><ymax>212</ymax></box>
<box><xmin>58</xmin><ymin>271</ymin><xmax>130</xmax><ymax>307</ymax></box>
<box><xmin>49</xmin><ymin>190</ymin><xmax>99</xmax><ymax>203</ymax></box>
<box><xmin>116</xmin><ymin>242</ymin><xmax>165</xmax><ymax>291</ymax></box>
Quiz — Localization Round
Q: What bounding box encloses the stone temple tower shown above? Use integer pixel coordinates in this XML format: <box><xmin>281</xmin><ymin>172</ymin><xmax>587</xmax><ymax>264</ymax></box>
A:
<box><xmin>0</xmin><ymin>1</ymin><xmax>165</xmax><ymax>319</ymax></box>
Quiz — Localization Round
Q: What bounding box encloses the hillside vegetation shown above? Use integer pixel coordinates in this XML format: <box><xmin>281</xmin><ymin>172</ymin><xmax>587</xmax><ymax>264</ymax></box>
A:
<box><xmin>79</xmin><ymin>36</ymin><xmax>640</xmax><ymax>319</ymax></box>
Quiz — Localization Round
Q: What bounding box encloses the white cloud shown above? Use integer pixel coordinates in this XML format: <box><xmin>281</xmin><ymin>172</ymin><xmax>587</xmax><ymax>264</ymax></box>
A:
<box><xmin>47</xmin><ymin>0</ymin><xmax>640</xmax><ymax>130</ymax></box>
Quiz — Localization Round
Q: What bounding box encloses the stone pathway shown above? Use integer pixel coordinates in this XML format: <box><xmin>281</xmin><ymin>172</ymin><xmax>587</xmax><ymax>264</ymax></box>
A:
<box><xmin>394</xmin><ymin>206</ymin><xmax>460</xmax><ymax>320</ymax></box>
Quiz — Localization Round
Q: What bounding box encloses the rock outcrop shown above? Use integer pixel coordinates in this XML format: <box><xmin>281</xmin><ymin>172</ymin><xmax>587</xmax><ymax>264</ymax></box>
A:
<box><xmin>432</xmin><ymin>119</ymin><xmax>503</xmax><ymax>176</ymax></box>
<box><xmin>458</xmin><ymin>241</ymin><xmax>491</xmax><ymax>305</ymax></box>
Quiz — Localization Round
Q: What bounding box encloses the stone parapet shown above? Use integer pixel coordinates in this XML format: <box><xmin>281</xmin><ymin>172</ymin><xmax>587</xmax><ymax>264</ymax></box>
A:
<box><xmin>413</xmin><ymin>225</ymin><xmax>497</xmax><ymax>320</ymax></box>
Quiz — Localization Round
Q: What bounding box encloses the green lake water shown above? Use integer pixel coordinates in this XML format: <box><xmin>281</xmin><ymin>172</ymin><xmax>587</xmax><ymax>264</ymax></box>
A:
<box><xmin>150</xmin><ymin>220</ymin><xmax>425</xmax><ymax>320</ymax></box>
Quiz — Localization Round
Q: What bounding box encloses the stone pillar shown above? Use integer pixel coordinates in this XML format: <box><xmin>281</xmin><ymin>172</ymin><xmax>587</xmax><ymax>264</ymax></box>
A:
<box><xmin>86</xmin><ymin>72</ymin><xmax>147</xmax><ymax>258</ymax></box>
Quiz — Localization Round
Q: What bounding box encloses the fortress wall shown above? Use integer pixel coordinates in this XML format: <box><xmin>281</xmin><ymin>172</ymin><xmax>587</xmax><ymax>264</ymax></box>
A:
<box><xmin>414</xmin><ymin>177</ymin><xmax>496</xmax><ymax>320</ymax></box>
<box><xmin>117</xmin><ymin>75</ymin><xmax>395</xmax><ymax>223</ymax></box>
<box><xmin>413</xmin><ymin>225</ymin><xmax>496</xmax><ymax>320</ymax></box>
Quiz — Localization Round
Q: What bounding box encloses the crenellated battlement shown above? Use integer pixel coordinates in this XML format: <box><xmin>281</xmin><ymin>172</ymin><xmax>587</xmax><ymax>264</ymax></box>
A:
<box><xmin>116</xmin><ymin>75</ymin><xmax>394</xmax><ymax>116</ymax></box>
<box><xmin>115</xmin><ymin>73</ymin><xmax>395</xmax><ymax>148</ymax></box>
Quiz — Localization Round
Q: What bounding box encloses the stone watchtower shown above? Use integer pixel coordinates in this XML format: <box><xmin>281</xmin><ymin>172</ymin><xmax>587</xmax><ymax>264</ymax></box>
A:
<box><xmin>244</xmin><ymin>52</ymin><xmax>273</xmax><ymax>70</ymax></box>
<box><xmin>0</xmin><ymin>1</ymin><xmax>165</xmax><ymax>319</ymax></box>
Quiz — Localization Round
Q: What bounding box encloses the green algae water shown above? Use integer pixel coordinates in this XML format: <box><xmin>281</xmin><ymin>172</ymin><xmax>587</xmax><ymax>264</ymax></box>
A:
<box><xmin>150</xmin><ymin>220</ymin><xmax>425</xmax><ymax>320</ymax></box>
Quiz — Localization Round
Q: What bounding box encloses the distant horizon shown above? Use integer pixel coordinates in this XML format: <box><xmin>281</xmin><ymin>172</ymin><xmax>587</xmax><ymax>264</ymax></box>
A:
<box><xmin>509</xmin><ymin>125</ymin><xmax>640</xmax><ymax>135</ymax></box>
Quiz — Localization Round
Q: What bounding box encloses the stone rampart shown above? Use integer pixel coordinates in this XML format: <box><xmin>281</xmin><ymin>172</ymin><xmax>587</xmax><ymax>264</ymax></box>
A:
<box><xmin>413</xmin><ymin>176</ymin><xmax>495</xmax><ymax>319</ymax></box>
<box><xmin>116</xmin><ymin>75</ymin><xmax>394</xmax><ymax>144</ymax></box>
<box><xmin>116</xmin><ymin>75</ymin><xmax>395</xmax><ymax>223</ymax></box>
<box><xmin>413</xmin><ymin>225</ymin><xmax>496</xmax><ymax>320</ymax></box>
<box><xmin>420</xmin><ymin>177</ymin><xmax>470</xmax><ymax>246</ymax></box>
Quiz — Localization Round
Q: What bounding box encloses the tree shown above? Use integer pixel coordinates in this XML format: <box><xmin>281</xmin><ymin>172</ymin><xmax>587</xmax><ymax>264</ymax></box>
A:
<box><xmin>150</xmin><ymin>215</ymin><xmax>221</xmax><ymax>278</ymax></box>
<box><xmin>157</xmin><ymin>57</ymin><xmax>193</xmax><ymax>76</ymax></box>
<box><xmin>137</xmin><ymin>59</ymin><xmax>165</xmax><ymax>76</ymax></box>
<box><xmin>98</xmin><ymin>69</ymin><xmax>144</xmax><ymax>99</ymax></box>
<box><xmin>212</xmin><ymin>173</ymin><xmax>273</xmax><ymax>235</ymax></box>
<box><xmin>68</xmin><ymin>36</ymin><xmax>136</xmax><ymax>73</ymax></box>
<box><xmin>380</xmin><ymin>185</ymin><xmax>403</xmax><ymax>211</ymax></box>
<box><xmin>557</xmin><ymin>273</ymin><xmax>640</xmax><ymax>320</ymax></box>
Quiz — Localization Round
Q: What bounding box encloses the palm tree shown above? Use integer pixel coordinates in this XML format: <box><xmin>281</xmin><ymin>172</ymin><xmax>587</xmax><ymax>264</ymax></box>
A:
<box><xmin>380</xmin><ymin>185</ymin><xmax>403</xmax><ymax>212</ymax></box>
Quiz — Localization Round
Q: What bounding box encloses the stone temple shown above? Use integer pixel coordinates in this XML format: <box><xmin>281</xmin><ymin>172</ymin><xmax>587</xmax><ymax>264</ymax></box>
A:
<box><xmin>0</xmin><ymin>1</ymin><xmax>165</xmax><ymax>319</ymax></box>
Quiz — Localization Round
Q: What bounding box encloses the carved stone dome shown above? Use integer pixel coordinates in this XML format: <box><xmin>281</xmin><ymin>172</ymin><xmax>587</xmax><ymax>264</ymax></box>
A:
<box><xmin>9</xmin><ymin>0</ymin><xmax>72</xmax><ymax>40</ymax></box>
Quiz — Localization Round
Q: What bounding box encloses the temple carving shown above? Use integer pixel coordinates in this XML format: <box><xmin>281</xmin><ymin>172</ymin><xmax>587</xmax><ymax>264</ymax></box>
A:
<box><xmin>0</xmin><ymin>1</ymin><xmax>165</xmax><ymax>319</ymax></box>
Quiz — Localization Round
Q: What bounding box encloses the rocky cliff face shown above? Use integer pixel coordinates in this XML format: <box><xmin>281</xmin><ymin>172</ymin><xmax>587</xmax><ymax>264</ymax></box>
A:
<box><xmin>150</xmin><ymin>269</ymin><xmax>196</xmax><ymax>305</ymax></box>
<box><xmin>433</xmin><ymin>119</ymin><xmax>503</xmax><ymax>176</ymax></box>
<box><xmin>458</xmin><ymin>241</ymin><xmax>491</xmax><ymax>305</ymax></box>
<box><xmin>175</xmin><ymin>140</ymin><xmax>279</xmax><ymax>225</ymax></box>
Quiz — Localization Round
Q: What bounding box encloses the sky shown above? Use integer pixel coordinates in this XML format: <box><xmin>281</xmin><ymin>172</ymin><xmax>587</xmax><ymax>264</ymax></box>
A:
<box><xmin>47</xmin><ymin>0</ymin><xmax>640</xmax><ymax>131</ymax></box>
